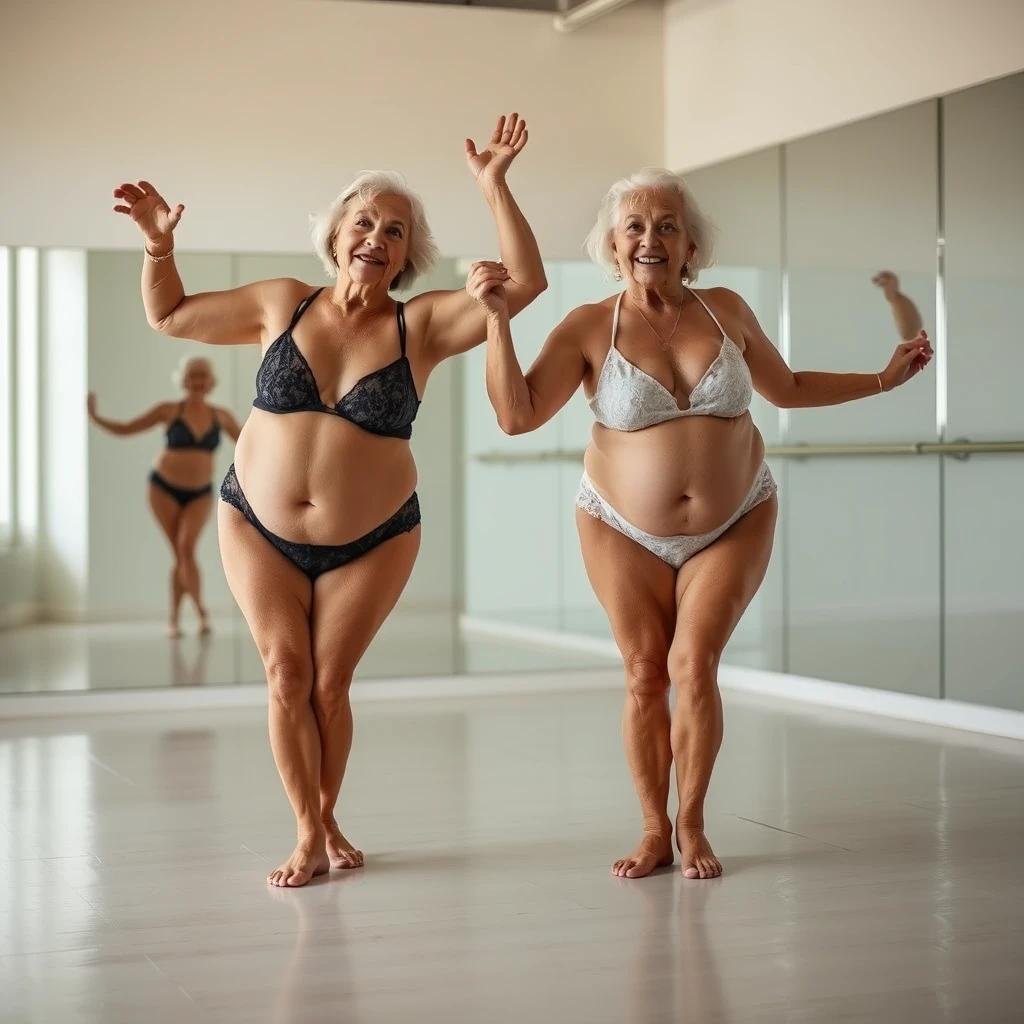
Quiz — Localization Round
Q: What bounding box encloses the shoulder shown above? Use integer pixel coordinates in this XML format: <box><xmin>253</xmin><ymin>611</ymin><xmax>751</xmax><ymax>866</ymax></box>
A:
<box><xmin>154</xmin><ymin>401</ymin><xmax>178</xmax><ymax>422</ymax></box>
<box><xmin>559</xmin><ymin>297</ymin><xmax>617</xmax><ymax>335</ymax></box>
<box><xmin>258</xmin><ymin>277</ymin><xmax>318</xmax><ymax>312</ymax></box>
<box><xmin>694</xmin><ymin>286</ymin><xmax>750</xmax><ymax>317</ymax></box>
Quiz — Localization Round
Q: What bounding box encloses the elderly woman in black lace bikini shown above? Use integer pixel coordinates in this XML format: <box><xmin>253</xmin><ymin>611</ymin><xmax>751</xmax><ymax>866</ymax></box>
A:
<box><xmin>469</xmin><ymin>167</ymin><xmax>931</xmax><ymax>881</ymax></box>
<box><xmin>113</xmin><ymin>113</ymin><xmax>546</xmax><ymax>887</ymax></box>
<box><xmin>88</xmin><ymin>356</ymin><xmax>242</xmax><ymax>637</ymax></box>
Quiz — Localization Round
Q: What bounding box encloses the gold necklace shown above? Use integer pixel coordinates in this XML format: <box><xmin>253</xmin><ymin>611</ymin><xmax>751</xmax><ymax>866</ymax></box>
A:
<box><xmin>631</xmin><ymin>295</ymin><xmax>683</xmax><ymax>350</ymax></box>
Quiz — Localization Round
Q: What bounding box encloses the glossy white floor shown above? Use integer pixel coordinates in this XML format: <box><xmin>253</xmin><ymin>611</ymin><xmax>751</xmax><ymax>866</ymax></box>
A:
<box><xmin>2</xmin><ymin>685</ymin><xmax>1023</xmax><ymax>1023</ymax></box>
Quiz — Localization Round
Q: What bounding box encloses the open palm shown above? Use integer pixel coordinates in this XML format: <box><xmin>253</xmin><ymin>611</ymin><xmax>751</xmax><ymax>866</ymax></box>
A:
<box><xmin>466</xmin><ymin>113</ymin><xmax>528</xmax><ymax>188</ymax></box>
<box><xmin>112</xmin><ymin>181</ymin><xmax>184</xmax><ymax>244</ymax></box>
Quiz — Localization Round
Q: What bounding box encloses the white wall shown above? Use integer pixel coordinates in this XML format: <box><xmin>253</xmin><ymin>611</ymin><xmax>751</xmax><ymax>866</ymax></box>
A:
<box><xmin>0</xmin><ymin>0</ymin><xmax>664</xmax><ymax>260</ymax></box>
<box><xmin>665</xmin><ymin>0</ymin><xmax>1024</xmax><ymax>171</ymax></box>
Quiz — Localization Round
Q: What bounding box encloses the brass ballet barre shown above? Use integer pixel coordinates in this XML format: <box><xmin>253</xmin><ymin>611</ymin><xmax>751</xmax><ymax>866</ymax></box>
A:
<box><xmin>472</xmin><ymin>439</ymin><xmax>1024</xmax><ymax>465</ymax></box>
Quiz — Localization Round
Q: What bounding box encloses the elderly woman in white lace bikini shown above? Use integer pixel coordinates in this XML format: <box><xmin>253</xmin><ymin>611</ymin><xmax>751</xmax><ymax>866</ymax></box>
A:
<box><xmin>468</xmin><ymin>168</ymin><xmax>932</xmax><ymax>880</ymax></box>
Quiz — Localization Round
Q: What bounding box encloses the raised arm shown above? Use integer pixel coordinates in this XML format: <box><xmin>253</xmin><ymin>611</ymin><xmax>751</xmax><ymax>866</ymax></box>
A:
<box><xmin>716</xmin><ymin>288</ymin><xmax>933</xmax><ymax>409</ymax></box>
<box><xmin>418</xmin><ymin>114</ymin><xmax>547</xmax><ymax>366</ymax></box>
<box><xmin>215</xmin><ymin>406</ymin><xmax>244</xmax><ymax>443</ymax></box>
<box><xmin>113</xmin><ymin>180</ymin><xmax>297</xmax><ymax>346</ymax></box>
<box><xmin>466</xmin><ymin>261</ymin><xmax>587</xmax><ymax>435</ymax></box>
<box><xmin>872</xmin><ymin>271</ymin><xmax>925</xmax><ymax>342</ymax></box>
<box><xmin>87</xmin><ymin>394</ymin><xmax>172</xmax><ymax>437</ymax></box>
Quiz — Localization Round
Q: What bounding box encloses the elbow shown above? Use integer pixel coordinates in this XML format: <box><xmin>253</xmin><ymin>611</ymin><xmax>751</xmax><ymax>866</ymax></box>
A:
<box><xmin>497</xmin><ymin>411</ymin><xmax>531</xmax><ymax>436</ymax></box>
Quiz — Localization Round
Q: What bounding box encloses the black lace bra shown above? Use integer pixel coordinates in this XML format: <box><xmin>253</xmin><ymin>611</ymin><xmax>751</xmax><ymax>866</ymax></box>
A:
<box><xmin>252</xmin><ymin>287</ymin><xmax>420</xmax><ymax>440</ymax></box>
<box><xmin>165</xmin><ymin>405</ymin><xmax>220</xmax><ymax>451</ymax></box>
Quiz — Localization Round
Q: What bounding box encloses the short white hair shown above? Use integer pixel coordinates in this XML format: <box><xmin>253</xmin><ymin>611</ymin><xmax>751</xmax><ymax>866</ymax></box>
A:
<box><xmin>171</xmin><ymin>354</ymin><xmax>214</xmax><ymax>390</ymax></box>
<box><xmin>310</xmin><ymin>171</ymin><xmax>439</xmax><ymax>291</ymax></box>
<box><xmin>584</xmin><ymin>167</ymin><xmax>717</xmax><ymax>283</ymax></box>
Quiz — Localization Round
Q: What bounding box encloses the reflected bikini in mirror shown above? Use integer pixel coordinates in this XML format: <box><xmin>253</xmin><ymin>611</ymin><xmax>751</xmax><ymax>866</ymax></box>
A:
<box><xmin>86</xmin><ymin>355</ymin><xmax>242</xmax><ymax>637</ymax></box>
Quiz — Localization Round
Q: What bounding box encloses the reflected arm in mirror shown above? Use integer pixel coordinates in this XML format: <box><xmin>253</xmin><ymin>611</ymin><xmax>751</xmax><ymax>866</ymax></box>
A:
<box><xmin>721</xmin><ymin>288</ymin><xmax>933</xmax><ymax>408</ymax></box>
<box><xmin>480</xmin><ymin>297</ymin><xmax>589</xmax><ymax>436</ymax></box>
<box><xmin>215</xmin><ymin>406</ymin><xmax>245</xmax><ymax>443</ymax></box>
<box><xmin>87</xmin><ymin>395</ymin><xmax>173</xmax><ymax>437</ymax></box>
<box><xmin>872</xmin><ymin>271</ymin><xmax>924</xmax><ymax>341</ymax></box>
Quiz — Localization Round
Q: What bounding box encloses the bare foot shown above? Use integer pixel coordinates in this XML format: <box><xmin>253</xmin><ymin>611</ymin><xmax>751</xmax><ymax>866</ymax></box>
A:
<box><xmin>267</xmin><ymin>835</ymin><xmax>330</xmax><ymax>888</ymax></box>
<box><xmin>612</xmin><ymin>826</ymin><xmax>674</xmax><ymax>879</ymax></box>
<box><xmin>198</xmin><ymin>607</ymin><xmax>212</xmax><ymax>634</ymax></box>
<box><xmin>167</xmin><ymin>623</ymin><xmax>182</xmax><ymax>639</ymax></box>
<box><xmin>676</xmin><ymin>824</ymin><xmax>721</xmax><ymax>879</ymax></box>
<box><xmin>323</xmin><ymin>818</ymin><xmax>364</xmax><ymax>869</ymax></box>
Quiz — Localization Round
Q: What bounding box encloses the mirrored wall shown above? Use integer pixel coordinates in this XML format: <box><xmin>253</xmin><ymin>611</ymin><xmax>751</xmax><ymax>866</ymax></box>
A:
<box><xmin>1</xmin><ymin>71</ymin><xmax>1021</xmax><ymax>708</ymax></box>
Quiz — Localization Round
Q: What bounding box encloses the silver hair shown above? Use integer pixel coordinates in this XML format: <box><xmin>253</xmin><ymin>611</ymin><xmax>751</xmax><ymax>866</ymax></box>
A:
<box><xmin>310</xmin><ymin>171</ymin><xmax>439</xmax><ymax>291</ymax></box>
<box><xmin>171</xmin><ymin>354</ymin><xmax>214</xmax><ymax>390</ymax></box>
<box><xmin>584</xmin><ymin>167</ymin><xmax>717</xmax><ymax>283</ymax></box>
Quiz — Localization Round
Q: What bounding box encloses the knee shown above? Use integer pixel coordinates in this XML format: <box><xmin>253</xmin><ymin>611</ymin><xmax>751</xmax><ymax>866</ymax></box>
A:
<box><xmin>174</xmin><ymin>537</ymin><xmax>197</xmax><ymax>562</ymax></box>
<box><xmin>265</xmin><ymin>650</ymin><xmax>313</xmax><ymax>712</ymax></box>
<box><xmin>668</xmin><ymin>643</ymin><xmax>719</xmax><ymax>704</ymax></box>
<box><xmin>312</xmin><ymin>663</ymin><xmax>355</xmax><ymax>723</ymax></box>
<box><xmin>624</xmin><ymin>650</ymin><xmax>670</xmax><ymax>700</ymax></box>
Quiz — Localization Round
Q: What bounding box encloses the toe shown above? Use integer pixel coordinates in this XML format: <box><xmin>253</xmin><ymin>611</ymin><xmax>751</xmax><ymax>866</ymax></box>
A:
<box><xmin>683</xmin><ymin>866</ymin><xmax>699</xmax><ymax>879</ymax></box>
<box><xmin>286</xmin><ymin>869</ymin><xmax>309</xmax><ymax>887</ymax></box>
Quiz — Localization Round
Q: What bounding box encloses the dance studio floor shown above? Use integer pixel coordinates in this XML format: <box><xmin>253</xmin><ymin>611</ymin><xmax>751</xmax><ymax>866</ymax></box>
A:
<box><xmin>2</xmin><ymin>684</ymin><xmax>1023</xmax><ymax>1023</ymax></box>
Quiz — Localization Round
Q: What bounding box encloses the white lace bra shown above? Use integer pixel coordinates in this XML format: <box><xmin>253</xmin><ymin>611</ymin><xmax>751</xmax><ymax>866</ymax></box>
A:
<box><xmin>588</xmin><ymin>288</ymin><xmax>752</xmax><ymax>431</ymax></box>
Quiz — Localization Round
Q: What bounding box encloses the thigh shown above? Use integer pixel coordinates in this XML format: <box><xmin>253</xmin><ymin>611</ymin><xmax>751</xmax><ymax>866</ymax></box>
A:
<box><xmin>176</xmin><ymin>493</ymin><xmax>213</xmax><ymax>553</ymax></box>
<box><xmin>576</xmin><ymin>507</ymin><xmax>677</xmax><ymax>665</ymax></box>
<box><xmin>311</xmin><ymin>526</ymin><xmax>421</xmax><ymax>686</ymax></box>
<box><xmin>669</xmin><ymin>494</ymin><xmax>778</xmax><ymax>668</ymax></box>
<box><xmin>218</xmin><ymin>500</ymin><xmax>314</xmax><ymax>686</ymax></box>
<box><xmin>148</xmin><ymin>482</ymin><xmax>182</xmax><ymax>549</ymax></box>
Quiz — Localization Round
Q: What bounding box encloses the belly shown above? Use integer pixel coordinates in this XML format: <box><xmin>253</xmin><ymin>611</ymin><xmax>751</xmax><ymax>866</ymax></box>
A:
<box><xmin>153</xmin><ymin>450</ymin><xmax>215</xmax><ymax>488</ymax></box>
<box><xmin>584</xmin><ymin>414</ymin><xmax>764</xmax><ymax>536</ymax></box>
<box><xmin>232</xmin><ymin>410</ymin><xmax>418</xmax><ymax>544</ymax></box>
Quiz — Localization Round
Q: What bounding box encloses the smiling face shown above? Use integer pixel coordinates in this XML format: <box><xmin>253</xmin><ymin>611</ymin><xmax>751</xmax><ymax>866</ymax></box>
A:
<box><xmin>611</xmin><ymin>187</ymin><xmax>695</xmax><ymax>287</ymax></box>
<box><xmin>332</xmin><ymin>192</ymin><xmax>412</xmax><ymax>291</ymax></box>
<box><xmin>181</xmin><ymin>358</ymin><xmax>214</xmax><ymax>396</ymax></box>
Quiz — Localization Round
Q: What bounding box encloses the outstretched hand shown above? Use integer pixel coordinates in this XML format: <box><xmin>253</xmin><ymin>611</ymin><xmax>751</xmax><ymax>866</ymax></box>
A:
<box><xmin>112</xmin><ymin>181</ymin><xmax>184</xmax><ymax>246</ymax></box>
<box><xmin>466</xmin><ymin>113</ymin><xmax>528</xmax><ymax>189</ymax></box>
<box><xmin>880</xmin><ymin>331</ymin><xmax>932</xmax><ymax>391</ymax></box>
<box><xmin>466</xmin><ymin>260</ymin><xmax>510</xmax><ymax>316</ymax></box>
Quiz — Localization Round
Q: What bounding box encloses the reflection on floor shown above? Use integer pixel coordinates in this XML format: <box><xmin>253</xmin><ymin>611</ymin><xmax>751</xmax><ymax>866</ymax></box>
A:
<box><xmin>0</xmin><ymin>612</ymin><xmax>619</xmax><ymax>694</ymax></box>
<box><xmin>2</xmin><ymin>687</ymin><xmax>1022</xmax><ymax>1022</ymax></box>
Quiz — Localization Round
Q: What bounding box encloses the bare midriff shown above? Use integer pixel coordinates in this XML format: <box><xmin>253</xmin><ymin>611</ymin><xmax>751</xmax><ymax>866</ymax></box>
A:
<box><xmin>151</xmin><ymin>449</ymin><xmax>216</xmax><ymax>490</ymax></box>
<box><xmin>232</xmin><ymin>410</ymin><xmax>417</xmax><ymax>544</ymax></box>
<box><xmin>583</xmin><ymin>413</ymin><xmax>764</xmax><ymax>537</ymax></box>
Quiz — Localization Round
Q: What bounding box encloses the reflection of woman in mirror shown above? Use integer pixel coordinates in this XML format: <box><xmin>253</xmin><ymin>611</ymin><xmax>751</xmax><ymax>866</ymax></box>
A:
<box><xmin>111</xmin><ymin>112</ymin><xmax>546</xmax><ymax>888</ymax></box>
<box><xmin>87</xmin><ymin>356</ymin><xmax>242</xmax><ymax>638</ymax></box>
<box><xmin>872</xmin><ymin>270</ymin><xmax>924</xmax><ymax>341</ymax></box>
<box><xmin>472</xmin><ymin>167</ymin><xmax>931</xmax><ymax>881</ymax></box>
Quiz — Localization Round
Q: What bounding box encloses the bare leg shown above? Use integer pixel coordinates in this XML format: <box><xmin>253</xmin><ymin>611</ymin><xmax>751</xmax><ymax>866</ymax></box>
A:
<box><xmin>669</xmin><ymin>495</ymin><xmax>777</xmax><ymax>879</ymax></box>
<box><xmin>312</xmin><ymin>526</ymin><xmax>420</xmax><ymax>869</ymax></box>
<box><xmin>148</xmin><ymin>482</ymin><xmax>184</xmax><ymax>637</ymax></box>
<box><xmin>218</xmin><ymin>501</ymin><xmax>328</xmax><ymax>888</ymax></box>
<box><xmin>176</xmin><ymin>494</ymin><xmax>214</xmax><ymax>633</ymax></box>
<box><xmin>577</xmin><ymin>508</ymin><xmax>677</xmax><ymax>879</ymax></box>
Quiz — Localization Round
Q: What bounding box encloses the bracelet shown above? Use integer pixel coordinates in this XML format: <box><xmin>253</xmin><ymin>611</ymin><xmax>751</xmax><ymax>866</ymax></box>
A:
<box><xmin>145</xmin><ymin>245</ymin><xmax>175</xmax><ymax>263</ymax></box>
<box><xmin>876</xmin><ymin>373</ymin><xmax>884</xmax><ymax>393</ymax></box>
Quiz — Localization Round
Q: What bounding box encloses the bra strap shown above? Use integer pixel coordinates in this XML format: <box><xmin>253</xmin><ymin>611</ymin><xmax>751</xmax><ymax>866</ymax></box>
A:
<box><xmin>685</xmin><ymin>286</ymin><xmax>727</xmax><ymax>341</ymax></box>
<box><xmin>396</xmin><ymin>302</ymin><xmax>407</xmax><ymax>357</ymax></box>
<box><xmin>610</xmin><ymin>292</ymin><xmax>625</xmax><ymax>349</ymax></box>
<box><xmin>288</xmin><ymin>287</ymin><xmax>324</xmax><ymax>331</ymax></box>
